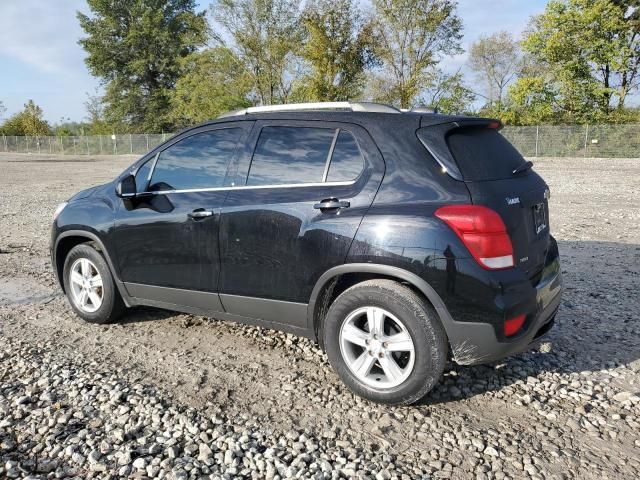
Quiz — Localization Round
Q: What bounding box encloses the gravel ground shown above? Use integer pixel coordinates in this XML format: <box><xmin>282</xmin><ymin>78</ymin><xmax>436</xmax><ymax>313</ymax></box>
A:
<box><xmin>0</xmin><ymin>152</ymin><xmax>639</xmax><ymax>480</ymax></box>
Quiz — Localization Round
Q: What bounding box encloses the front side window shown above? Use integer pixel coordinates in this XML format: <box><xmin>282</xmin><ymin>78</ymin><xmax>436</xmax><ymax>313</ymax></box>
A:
<box><xmin>149</xmin><ymin>128</ymin><xmax>241</xmax><ymax>191</ymax></box>
<box><xmin>134</xmin><ymin>157</ymin><xmax>154</xmax><ymax>193</ymax></box>
<box><xmin>247</xmin><ymin>127</ymin><xmax>336</xmax><ymax>186</ymax></box>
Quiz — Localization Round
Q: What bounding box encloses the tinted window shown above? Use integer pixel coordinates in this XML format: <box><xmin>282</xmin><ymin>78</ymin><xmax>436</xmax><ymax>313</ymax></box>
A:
<box><xmin>326</xmin><ymin>130</ymin><xmax>364</xmax><ymax>182</ymax></box>
<box><xmin>134</xmin><ymin>158</ymin><xmax>153</xmax><ymax>192</ymax></box>
<box><xmin>247</xmin><ymin>127</ymin><xmax>335</xmax><ymax>186</ymax></box>
<box><xmin>149</xmin><ymin>128</ymin><xmax>241</xmax><ymax>191</ymax></box>
<box><xmin>447</xmin><ymin>127</ymin><xmax>527</xmax><ymax>181</ymax></box>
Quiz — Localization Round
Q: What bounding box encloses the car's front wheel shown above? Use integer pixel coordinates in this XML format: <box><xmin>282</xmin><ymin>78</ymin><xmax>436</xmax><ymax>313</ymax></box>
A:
<box><xmin>323</xmin><ymin>279</ymin><xmax>447</xmax><ymax>405</ymax></box>
<box><xmin>62</xmin><ymin>244</ymin><xmax>125</xmax><ymax>324</ymax></box>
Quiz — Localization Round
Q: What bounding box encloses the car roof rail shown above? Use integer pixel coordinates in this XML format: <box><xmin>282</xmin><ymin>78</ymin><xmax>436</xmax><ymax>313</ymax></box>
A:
<box><xmin>412</xmin><ymin>106</ymin><xmax>438</xmax><ymax>114</ymax></box>
<box><xmin>218</xmin><ymin>102</ymin><xmax>401</xmax><ymax>118</ymax></box>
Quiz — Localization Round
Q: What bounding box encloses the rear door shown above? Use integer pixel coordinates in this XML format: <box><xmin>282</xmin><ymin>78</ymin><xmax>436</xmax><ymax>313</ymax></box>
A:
<box><xmin>420</xmin><ymin>123</ymin><xmax>550</xmax><ymax>278</ymax></box>
<box><xmin>217</xmin><ymin>120</ymin><xmax>385</xmax><ymax>327</ymax></box>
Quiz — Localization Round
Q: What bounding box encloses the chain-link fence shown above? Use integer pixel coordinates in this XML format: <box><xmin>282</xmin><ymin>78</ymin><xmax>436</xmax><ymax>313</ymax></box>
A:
<box><xmin>0</xmin><ymin>133</ymin><xmax>172</xmax><ymax>156</ymax></box>
<box><xmin>1</xmin><ymin>124</ymin><xmax>639</xmax><ymax>158</ymax></box>
<box><xmin>501</xmin><ymin>124</ymin><xmax>640</xmax><ymax>158</ymax></box>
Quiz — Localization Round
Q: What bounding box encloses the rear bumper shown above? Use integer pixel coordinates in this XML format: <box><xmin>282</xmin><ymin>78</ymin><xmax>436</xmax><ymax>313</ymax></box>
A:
<box><xmin>444</xmin><ymin>244</ymin><xmax>563</xmax><ymax>366</ymax></box>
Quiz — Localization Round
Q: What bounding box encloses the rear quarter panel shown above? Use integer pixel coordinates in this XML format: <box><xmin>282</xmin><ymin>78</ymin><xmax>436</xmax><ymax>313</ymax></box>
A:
<box><xmin>346</xmin><ymin>118</ymin><xmax>516</xmax><ymax>329</ymax></box>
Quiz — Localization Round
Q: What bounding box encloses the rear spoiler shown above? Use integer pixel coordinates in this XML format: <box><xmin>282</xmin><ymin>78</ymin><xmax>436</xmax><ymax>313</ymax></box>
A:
<box><xmin>416</xmin><ymin>118</ymin><xmax>502</xmax><ymax>181</ymax></box>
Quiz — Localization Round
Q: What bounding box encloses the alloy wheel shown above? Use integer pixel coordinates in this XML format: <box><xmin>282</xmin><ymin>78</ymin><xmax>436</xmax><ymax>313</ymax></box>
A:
<box><xmin>339</xmin><ymin>306</ymin><xmax>415</xmax><ymax>389</ymax></box>
<box><xmin>69</xmin><ymin>258</ymin><xmax>104</xmax><ymax>313</ymax></box>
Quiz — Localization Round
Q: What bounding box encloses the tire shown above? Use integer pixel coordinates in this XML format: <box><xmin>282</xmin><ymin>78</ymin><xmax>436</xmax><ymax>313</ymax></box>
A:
<box><xmin>62</xmin><ymin>244</ymin><xmax>126</xmax><ymax>324</ymax></box>
<box><xmin>323</xmin><ymin>279</ymin><xmax>447</xmax><ymax>405</ymax></box>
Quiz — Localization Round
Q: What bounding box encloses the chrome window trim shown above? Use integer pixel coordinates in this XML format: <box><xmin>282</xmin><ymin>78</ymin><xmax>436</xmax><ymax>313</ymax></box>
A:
<box><xmin>130</xmin><ymin>152</ymin><xmax>159</xmax><ymax>193</ymax></box>
<box><xmin>321</xmin><ymin>129</ymin><xmax>340</xmax><ymax>183</ymax></box>
<box><xmin>148</xmin><ymin>152</ymin><xmax>160</xmax><ymax>183</ymax></box>
<box><xmin>145</xmin><ymin>179</ymin><xmax>357</xmax><ymax>196</ymax></box>
<box><xmin>145</xmin><ymin>127</ymin><xmax>244</xmax><ymax>193</ymax></box>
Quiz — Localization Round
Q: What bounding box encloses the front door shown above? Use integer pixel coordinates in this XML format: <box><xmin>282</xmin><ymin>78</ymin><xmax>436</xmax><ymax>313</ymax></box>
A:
<box><xmin>218</xmin><ymin>120</ymin><xmax>385</xmax><ymax>327</ymax></box>
<box><xmin>112</xmin><ymin>123</ymin><xmax>251</xmax><ymax>306</ymax></box>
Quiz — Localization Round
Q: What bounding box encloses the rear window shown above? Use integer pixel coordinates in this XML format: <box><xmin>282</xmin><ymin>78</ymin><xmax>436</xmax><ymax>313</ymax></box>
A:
<box><xmin>326</xmin><ymin>130</ymin><xmax>364</xmax><ymax>182</ymax></box>
<box><xmin>248</xmin><ymin>126</ymin><xmax>335</xmax><ymax>186</ymax></box>
<box><xmin>446</xmin><ymin>127</ymin><xmax>527</xmax><ymax>181</ymax></box>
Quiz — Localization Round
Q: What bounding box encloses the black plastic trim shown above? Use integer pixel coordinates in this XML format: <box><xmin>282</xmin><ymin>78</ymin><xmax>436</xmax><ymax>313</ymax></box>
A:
<box><xmin>307</xmin><ymin>263</ymin><xmax>457</xmax><ymax>335</ymax></box>
<box><xmin>53</xmin><ymin>230</ymin><xmax>132</xmax><ymax>307</ymax></box>
<box><xmin>125</xmin><ymin>283</ymin><xmax>224</xmax><ymax>312</ymax></box>
<box><xmin>126</xmin><ymin>293</ymin><xmax>314</xmax><ymax>339</ymax></box>
<box><xmin>220</xmin><ymin>294</ymin><xmax>308</xmax><ymax>328</ymax></box>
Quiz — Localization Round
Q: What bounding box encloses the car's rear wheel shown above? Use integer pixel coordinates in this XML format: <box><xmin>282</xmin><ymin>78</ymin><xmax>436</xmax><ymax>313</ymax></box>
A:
<box><xmin>62</xmin><ymin>244</ymin><xmax>125</xmax><ymax>324</ymax></box>
<box><xmin>323</xmin><ymin>279</ymin><xmax>447</xmax><ymax>405</ymax></box>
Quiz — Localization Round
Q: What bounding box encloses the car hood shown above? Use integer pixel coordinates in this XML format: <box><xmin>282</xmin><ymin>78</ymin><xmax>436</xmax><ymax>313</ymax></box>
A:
<box><xmin>68</xmin><ymin>183</ymin><xmax>106</xmax><ymax>202</ymax></box>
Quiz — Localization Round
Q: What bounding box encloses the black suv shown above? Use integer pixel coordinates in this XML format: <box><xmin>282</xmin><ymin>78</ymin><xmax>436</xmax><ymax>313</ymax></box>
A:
<box><xmin>51</xmin><ymin>102</ymin><xmax>562</xmax><ymax>405</ymax></box>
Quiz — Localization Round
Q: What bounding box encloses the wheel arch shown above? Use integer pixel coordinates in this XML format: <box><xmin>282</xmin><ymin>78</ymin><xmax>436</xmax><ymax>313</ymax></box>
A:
<box><xmin>53</xmin><ymin>230</ymin><xmax>129</xmax><ymax>304</ymax></box>
<box><xmin>308</xmin><ymin>263</ymin><xmax>456</xmax><ymax>348</ymax></box>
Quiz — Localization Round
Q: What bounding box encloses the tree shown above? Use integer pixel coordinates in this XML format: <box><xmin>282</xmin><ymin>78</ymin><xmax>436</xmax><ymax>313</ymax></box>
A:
<box><xmin>84</xmin><ymin>91</ymin><xmax>112</xmax><ymax>135</ymax></box>
<box><xmin>419</xmin><ymin>70</ymin><xmax>475</xmax><ymax>114</ymax></box>
<box><xmin>170</xmin><ymin>47</ymin><xmax>252</xmax><ymax>126</ymax></box>
<box><xmin>501</xmin><ymin>77</ymin><xmax>558</xmax><ymax>125</ymax></box>
<box><xmin>298</xmin><ymin>0</ymin><xmax>376</xmax><ymax>101</ymax></box>
<box><xmin>211</xmin><ymin>0</ymin><xmax>303</xmax><ymax>105</ymax></box>
<box><xmin>0</xmin><ymin>101</ymin><xmax>6</xmax><ymax>123</ymax></box>
<box><xmin>0</xmin><ymin>100</ymin><xmax>51</xmax><ymax>136</ymax></box>
<box><xmin>78</xmin><ymin>0</ymin><xmax>207</xmax><ymax>132</ymax></box>
<box><xmin>369</xmin><ymin>0</ymin><xmax>463</xmax><ymax>109</ymax></box>
<box><xmin>518</xmin><ymin>0</ymin><xmax>640</xmax><ymax>123</ymax></box>
<box><xmin>468</xmin><ymin>31</ymin><xmax>520</xmax><ymax>110</ymax></box>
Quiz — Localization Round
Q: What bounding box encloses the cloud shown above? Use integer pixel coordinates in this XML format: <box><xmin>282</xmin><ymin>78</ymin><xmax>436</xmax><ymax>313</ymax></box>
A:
<box><xmin>0</xmin><ymin>0</ymin><xmax>89</xmax><ymax>75</ymax></box>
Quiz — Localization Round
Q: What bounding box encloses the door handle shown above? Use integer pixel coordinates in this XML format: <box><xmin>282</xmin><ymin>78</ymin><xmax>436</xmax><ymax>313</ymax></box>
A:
<box><xmin>188</xmin><ymin>209</ymin><xmax>214</xmax><ymax>219</ymax></box>
<box><xmin>313</xmin><ymin>198</ymin><xmax>350</xmax><ymax>210</ymax></box>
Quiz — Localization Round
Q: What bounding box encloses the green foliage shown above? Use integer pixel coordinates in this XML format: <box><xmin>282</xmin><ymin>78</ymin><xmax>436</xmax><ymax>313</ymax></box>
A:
<box><xmin>468</xmin><ymin>31</ymin><xmax>520</xmax><ymax>110</ymax></box>
<box><xmin>78</xmin><ymin>0</ymin><xmax>207</xmax><ymax>133</ymax></box>
<box><xmin>420</xmin><ymin>71</ymin><xmax>475</xmax><ymax>114</ymax></box>
<box><xmin>52</xmin><ymin>121</ymin><xmax>93</xmax><ymax>136</ymax></box>
<box><xmin>496</xmin><ymin>77</ymin><xmax>557</xmax><ymax>125</ymax></box>
<box><xmin>0</xmin><ymin>100</ymin><xmax>51</xmax><ymax>136</ymax></box>
<box><xmin>370</xmin><ymin>0</ymin><xmax>463</xmax><ymax>109</ymax></box>
<box><xmin>212</xmin><ymin>0</ymin><xmax>303</xmax><ymax>105</ymax></box>
<box><xmin>298</xmin><ymin>0</ymin><xmax>375</xmax><ymax>101</ymax></box>
<box><xmin>515</xmin><ymin>0</ymin><xmax>640</xmax><ymax>124</ymax></box>
<box><xmin>67</xmin><ymin>0</ymin><xmax>640</xmax><ymax>129</ymax></box>
<box><xmin>170</xmin><ymin>47</ymin><xmax>253</xmax><ymax>126</ymax></box>
<box><xmin>84</xmin><ymin>92</ymin><xmax>113</xmax><ymax>135</ymax></box>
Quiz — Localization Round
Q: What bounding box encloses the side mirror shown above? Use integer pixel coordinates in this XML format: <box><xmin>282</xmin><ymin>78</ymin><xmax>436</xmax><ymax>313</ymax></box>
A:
<box><xmin>115</xmin><ymin>174</ymin><xmax>137</xmax><ymax>199</ymax></box>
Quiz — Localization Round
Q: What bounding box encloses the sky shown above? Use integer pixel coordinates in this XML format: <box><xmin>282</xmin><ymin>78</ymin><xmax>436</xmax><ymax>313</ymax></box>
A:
<box><xmin>0</xmin><ymin>0</ymin><xmax>549</xmax><ymax>124</ymax></box>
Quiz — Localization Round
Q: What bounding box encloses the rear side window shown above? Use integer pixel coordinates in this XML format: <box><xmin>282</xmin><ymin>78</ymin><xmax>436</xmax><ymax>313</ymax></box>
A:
<box><xmin>326</xmin><ymin>130</ymin><xmax>364</xmax><ymax>182</ymax></box>
<box><xmin>149</xmin><ymin>128</ymin><xmax>241</xmax><ymax>191</ymax></box>
<box><xmin>248</xmin><ymin>126</ymin><xmax>335</xmax><ymax>186</ymax></box>
<box><xmin>447</xmin><ymin>127</ymin><xmax>527</xmax><ymax>181</ymax></box>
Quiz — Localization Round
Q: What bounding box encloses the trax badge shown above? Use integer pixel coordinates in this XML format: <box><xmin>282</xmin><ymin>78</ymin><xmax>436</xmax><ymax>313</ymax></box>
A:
<box><xmin>506</xmin><ymin>196</ymin><xmax>520</xmax><ymax>205</ymax></box>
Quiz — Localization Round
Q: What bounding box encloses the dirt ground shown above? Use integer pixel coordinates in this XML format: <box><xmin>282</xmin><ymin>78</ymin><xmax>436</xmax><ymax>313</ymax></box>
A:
<box><xmin>0</xmin><ymin>152</ymin><xmax>639</xmax><ymax>479</ymax></box>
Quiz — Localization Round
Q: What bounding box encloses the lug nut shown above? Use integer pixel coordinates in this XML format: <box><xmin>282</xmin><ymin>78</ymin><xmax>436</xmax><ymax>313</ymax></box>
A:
<box><xmin>382</xmin><ymin>342</ymin><xmax>388</xmax><ymax>348</ymax></box>
<box><xmin>378</xmin><ymin>352</ymin><xmax>384</xmax><ymax>358</ymax></box>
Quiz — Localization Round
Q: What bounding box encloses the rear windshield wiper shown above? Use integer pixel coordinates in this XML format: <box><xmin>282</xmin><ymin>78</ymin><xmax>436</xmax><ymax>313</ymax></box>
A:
<box><xmin>513</xmin><ymin>161</ymin><xmax>533</xmax><ymax>175</ymax></box>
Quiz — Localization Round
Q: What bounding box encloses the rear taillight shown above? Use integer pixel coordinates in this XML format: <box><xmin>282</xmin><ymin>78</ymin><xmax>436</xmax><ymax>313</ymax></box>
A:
<box><xmin>435</xmin><ymin>205</ymin><xmax>514</xmax><ymax>270</ymax></box>
<box><xmin>504</xmin><ymin>314</ymin><xmax>526</xmax><ymax>337</ymax></box>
